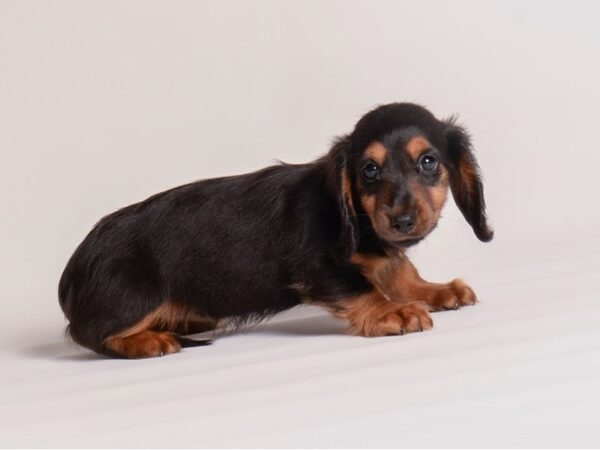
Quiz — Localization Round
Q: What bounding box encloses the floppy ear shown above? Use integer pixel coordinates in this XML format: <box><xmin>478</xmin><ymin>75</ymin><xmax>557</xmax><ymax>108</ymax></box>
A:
<box><xmin>325</xmin><ymin>135</ymin><xmax>359</xmax><ymax>260</ymax></box>
<box><xmin>444</xmin><ymin>119</ymin><xmax>494</xmax><ymax>242</ymax></box>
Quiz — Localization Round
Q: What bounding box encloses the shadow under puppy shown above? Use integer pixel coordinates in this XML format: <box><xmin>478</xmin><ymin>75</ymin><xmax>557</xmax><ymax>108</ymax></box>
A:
<box><xmin>59</xmin><ymin>103</ymin><xmax>493</xmax><ymax>358</ymax></box>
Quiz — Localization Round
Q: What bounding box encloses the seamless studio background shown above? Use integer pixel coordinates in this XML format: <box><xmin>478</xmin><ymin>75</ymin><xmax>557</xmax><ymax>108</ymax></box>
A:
<box><xmin>1</xmin><ymin>1</ymin><xmax>599</xmax><ymax>447</ymax></box>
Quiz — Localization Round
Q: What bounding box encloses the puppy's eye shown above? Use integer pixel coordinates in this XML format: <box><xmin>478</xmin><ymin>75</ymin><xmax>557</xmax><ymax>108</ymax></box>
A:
<box><xmin>418</xmin><ymin>154</ymin><xmax>438</xmax><ymax>173</ymax></box>
<box><xmin>362</xmin><ymin>162</ymin><xmax>380</xmax><ymax>181</ymax></box>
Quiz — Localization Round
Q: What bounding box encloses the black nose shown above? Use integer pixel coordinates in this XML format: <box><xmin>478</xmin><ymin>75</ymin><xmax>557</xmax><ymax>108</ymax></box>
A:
<box><xmin>392</xmin><ymin>213</ymin><xmax>416</xmax><ymax>233</ymax></box>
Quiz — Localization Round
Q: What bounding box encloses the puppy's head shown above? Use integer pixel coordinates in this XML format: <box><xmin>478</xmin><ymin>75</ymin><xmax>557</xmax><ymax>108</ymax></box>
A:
<box><xmin>327</xmin><ymin>103</ymin><xmax>493</xmax><ymax>256</ymax></box>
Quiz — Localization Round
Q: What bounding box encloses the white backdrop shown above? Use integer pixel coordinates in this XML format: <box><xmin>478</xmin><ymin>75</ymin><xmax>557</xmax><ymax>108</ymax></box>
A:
<box><xmin>1</xmin><ymin>1</ymin><xmax>599</xmax><ymax>447</ymax></box>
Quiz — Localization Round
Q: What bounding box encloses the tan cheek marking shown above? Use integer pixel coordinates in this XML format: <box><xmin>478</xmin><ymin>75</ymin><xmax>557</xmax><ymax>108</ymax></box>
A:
<box><xmin>430</xmin><ymin>167</ymin><xmax>449</xmax><ymax>212</ymax></box>
<box><xmin>360</xmin><ymin>194</ymin><xmax>377</xmax><ymax>226</ymax></box>
<box><xmin>364</xmin><ymin>141</ymin><xmax>388</xmax><ymax>166</ymax></box>
<box><xmin>378</xmin><ymin>181</ymin><xmax>395</xmax><ymax>208</ymax></box>
<box><xmin>408</xmin><ymin>178</ymin><xmax>430</xmax><ymax>223</ymax></box>
<box><xmin>411</xmin><ymin>166</ymin><xmax>448</xmax><ymax>222</ymax></box>
<box><xmin>409</xmin><ymin>169</ymin><xmax>449</xmax><ymax>232</ymax></box>
<box><xmin>406</xmin><ymin>136</ymin><xmax>432</xmax><ymax>161</ymax></box>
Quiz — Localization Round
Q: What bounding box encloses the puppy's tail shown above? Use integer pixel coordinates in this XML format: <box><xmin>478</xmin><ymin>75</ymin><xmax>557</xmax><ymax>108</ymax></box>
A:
<box><xmin>175</xmin><ymin>336</ymin><xmax>213</xmax><ymax>348</ymax></box>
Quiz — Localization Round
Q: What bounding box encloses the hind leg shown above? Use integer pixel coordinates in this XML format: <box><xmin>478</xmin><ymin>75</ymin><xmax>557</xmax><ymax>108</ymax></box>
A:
<box><xmin>105</xmin><ymin>330</ymin><xmax>182</xmax><ymax>358</ymax></box>
<box><xmin>102</xmin><ymin>301</ymin><xmax>216</xmax><ymax>358</ymax></box>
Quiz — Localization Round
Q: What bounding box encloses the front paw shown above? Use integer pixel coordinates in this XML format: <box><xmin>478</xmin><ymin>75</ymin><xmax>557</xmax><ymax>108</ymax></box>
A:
<box><xmin>428</xmin><ymin>279</ymin><xmax>477</xmax><ymax>311</ymax></box>
<box><xmin>359</xmin><ymin>302</ymin><xmax>434</xmax><ymax>337</ymax></box>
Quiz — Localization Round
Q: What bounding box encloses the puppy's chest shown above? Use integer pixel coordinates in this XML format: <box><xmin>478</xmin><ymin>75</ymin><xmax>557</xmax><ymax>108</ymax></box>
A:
<box><xmin>351</xmin><ymin>253</ymin><xmax>409</xmax><ymax>300</ymax></box>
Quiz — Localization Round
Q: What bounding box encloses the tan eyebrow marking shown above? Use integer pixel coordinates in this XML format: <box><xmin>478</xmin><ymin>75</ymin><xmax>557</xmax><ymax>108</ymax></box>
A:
<box><xmin>363</xmin><ymin>141</ymin><xmax>388</xmax><ymax>166</ymax></box>
<box><xmin>406</xmin><ymin>136</ymin><xmax>432</xmax><ymax>161</ymax></box>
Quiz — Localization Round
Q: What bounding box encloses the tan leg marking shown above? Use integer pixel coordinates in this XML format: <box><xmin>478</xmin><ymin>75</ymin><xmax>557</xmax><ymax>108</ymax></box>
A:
<box><xmin>104</xmin><ymin>301</ymin><xmax>216</xmax><ymax>358</ymax></box>
<box><xmin>430</xmin><ymin>166</ymin><xmax>449</xmax><ymax>211</ymax></box>
<box><xmin>105</xmin><ymin>330</ymin><xmax>182</xmax><ymax>358</ymax></box>
<box><xmin>351</xmin><ymin>253</ymin><xmax>477</xmax><ymax>311</ymax></box>
<box><xmin>394</xmin><ymin>259</ymin><xmax>477</xmax><ymax>311</ymax></box>
<box><xmin>325</xmin><ymin>292</ymin><xmax>433</xmax><ymax>337</ymax></box>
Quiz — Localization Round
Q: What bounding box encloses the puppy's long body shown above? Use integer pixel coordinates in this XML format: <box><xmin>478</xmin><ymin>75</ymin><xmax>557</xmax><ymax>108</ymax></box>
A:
<box><xmin>59</xmin><ymin>103</ymin><xmax>493</xmax><ymax>358</ymax></box>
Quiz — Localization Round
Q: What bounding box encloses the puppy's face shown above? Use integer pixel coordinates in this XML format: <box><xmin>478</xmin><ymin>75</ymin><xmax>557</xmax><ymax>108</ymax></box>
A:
<box><xmin>355</xmin><ymin>130</ymin><xmax>448</xmax><ymax>247</ymax></box>
<box><xmin>329</xmin><ymin>103</ymin><xmax>493</xmax><ymax>256</ymax></box>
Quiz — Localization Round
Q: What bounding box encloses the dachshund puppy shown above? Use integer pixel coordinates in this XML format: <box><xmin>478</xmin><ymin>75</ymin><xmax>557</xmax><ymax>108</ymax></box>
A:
<box><xmin>59</xmin><ymin>103</ymin><xmax>493</xmax><ymax>358</ymax></box>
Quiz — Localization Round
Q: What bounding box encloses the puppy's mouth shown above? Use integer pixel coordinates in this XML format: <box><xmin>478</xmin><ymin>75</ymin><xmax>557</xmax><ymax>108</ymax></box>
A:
<box><xmin>393</xmin><ymin>237</ymin><xmax>424</xmax><ymax>248</ymax></box>
<box><xmin>375</xmin><ymin>227</ymin><xmax>426</xmax><ymax>247</ymax></box>
<box><xmin>375</xmin><ymin>220</ymin><xmax>437</xmax><ymax>248</ymax></box>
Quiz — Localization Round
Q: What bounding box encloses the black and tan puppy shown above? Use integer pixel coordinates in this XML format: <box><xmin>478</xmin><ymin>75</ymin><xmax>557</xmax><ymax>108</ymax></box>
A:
<box><xmin>59</xmin><ymin>103</ymin><xmax>493</xmax><ymax>358</ymax></box>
